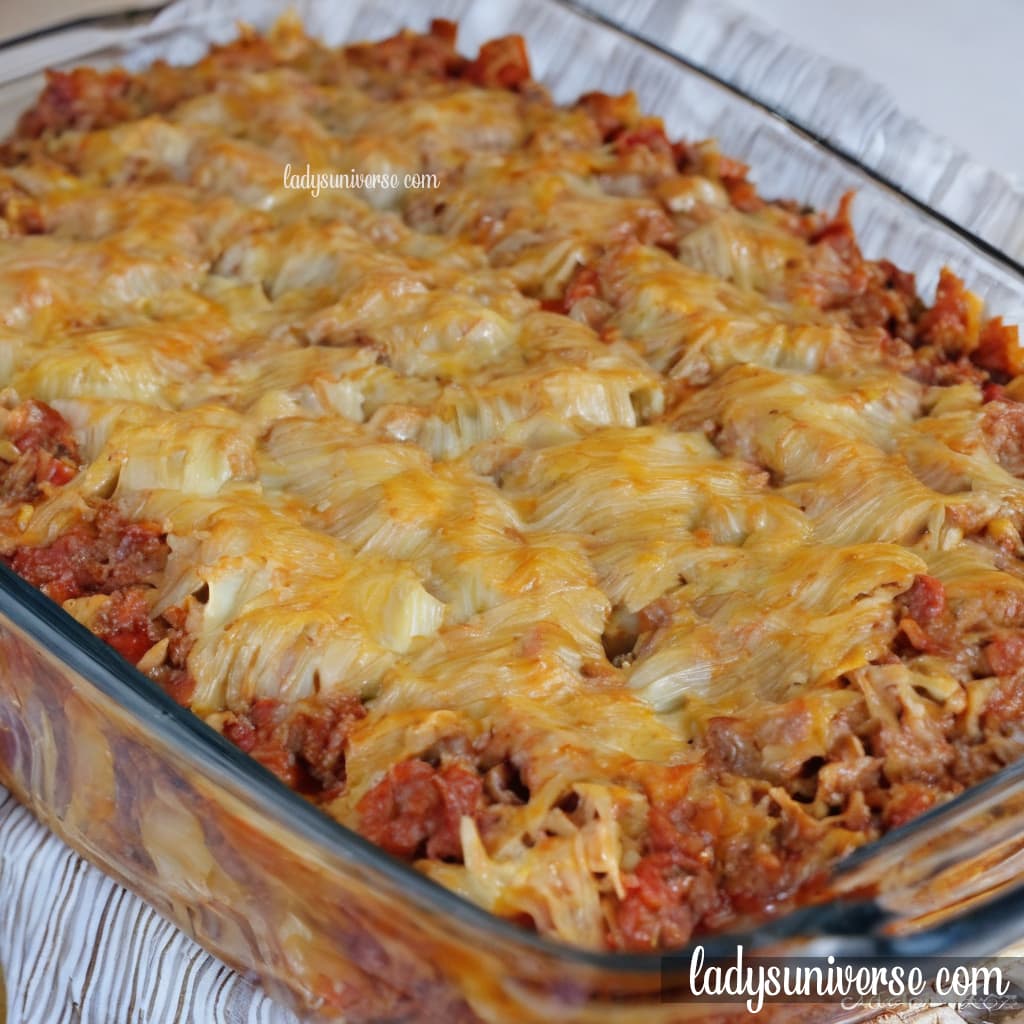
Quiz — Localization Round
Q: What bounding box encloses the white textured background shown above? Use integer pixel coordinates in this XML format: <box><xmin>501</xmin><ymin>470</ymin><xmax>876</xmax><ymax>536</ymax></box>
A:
<box><xmin>0</xmin><ymin>790</ymin><xmax>291</xmax><ymax>1022</ymax></box>
<box><xmin>1</xmin><ymin>2</ymin><xmax>1023</xmax><ymax>1023</ymax></box>
<box><xmin>725</xmin><ymin>0</ymin><xmax>1024</xmax><ymax>184</ymax></box>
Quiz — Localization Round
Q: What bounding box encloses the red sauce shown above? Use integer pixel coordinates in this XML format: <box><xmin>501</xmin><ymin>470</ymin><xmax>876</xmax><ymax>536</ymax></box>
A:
<box><xmin>902</xmin><ymin>574</ymin><xmax>947</xmax><ymax>625</ymax></box>
<box><xmin>916</xmin><ymin>267</ymin><xmax>975</xmax><ymax>355</ymax></box>
<box><xmin>358</xmin><ymin>758</ymin><xmax>483</xmax><ymax>861</ymax></box>
<box><xmin>93</xmin><ymin>587</ymin><xmax>159</xmax><ymax>665</ymax></box>
<box><xmin>986</xmin><ymin>635</ymin><xmax>1024</xmax><ymax>677</ymax></box>
<box><xmin>463</xmin><ymin>36</ymin><xmax>531</xmax><ymax>91</ymax></box>
<box><xmin>224</xmin><ymin>695</ymin><xmax>367</xmax><ymax>800</ymax></box>
<box><xmin>7</xmin><ymin>399</ymin><xmax>79</xmax><ymax>461</ymax></box>
<box><xmin>15</xmin><ymin>67</ymin><xmax>134</xmax><ymax>139</ymax></box>
<box><xmin>975</xmin><ymin>316</ymin><xmax>1024</xmax><ymax>378</ymax></box>
<box><xmin>8</xmin><ymin>505</ymin><xmax>167</xmax><ymax>604</ymax></box>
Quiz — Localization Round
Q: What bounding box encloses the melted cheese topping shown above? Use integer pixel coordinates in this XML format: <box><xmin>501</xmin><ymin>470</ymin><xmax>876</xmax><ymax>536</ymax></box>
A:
<box><xmin>3</xmin><ymin>19</ymin><xmax>1023</xmax><ymax>951</ymax></box>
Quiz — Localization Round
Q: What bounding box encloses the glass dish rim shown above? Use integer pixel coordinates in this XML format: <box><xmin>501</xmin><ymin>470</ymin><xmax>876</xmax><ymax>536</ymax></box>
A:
<box><xmin>0</xmin><ymin>0</ymin><xmax>1023</xmax><ymax>978</ymax></box>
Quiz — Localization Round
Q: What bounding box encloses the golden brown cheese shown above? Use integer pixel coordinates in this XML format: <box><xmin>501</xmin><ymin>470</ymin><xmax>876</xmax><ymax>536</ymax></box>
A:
<box><xmin>2</xmin><ymin>17</ymin><xmax>1024</xmax><ymax>953</ymax></box>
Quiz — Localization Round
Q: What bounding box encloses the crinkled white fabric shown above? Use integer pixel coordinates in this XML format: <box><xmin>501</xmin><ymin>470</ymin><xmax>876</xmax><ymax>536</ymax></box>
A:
<box><xmin>0</xmin><ymin>786</ymin><xmax>297</xmax><ymax>1023</ymax></box>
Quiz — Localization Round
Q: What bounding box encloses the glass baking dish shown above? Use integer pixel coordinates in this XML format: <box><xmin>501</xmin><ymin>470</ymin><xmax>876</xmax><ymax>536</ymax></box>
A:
<box><xmin>1</xmin><ymin>1</ymin><xmax>1024</xmax><ymax>1021</ymax></box>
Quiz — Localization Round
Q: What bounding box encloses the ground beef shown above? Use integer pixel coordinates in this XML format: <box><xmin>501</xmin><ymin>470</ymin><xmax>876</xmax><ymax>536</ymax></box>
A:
<box><xmin>6</xmin><ymin>503</ymin><xmax>167</xmax><ymax>604</ymax></box>
<box><xmin>901</xmin><ymin>573</ymin><xmax>947</xmax><ymax>625</ymax></box>
<box><xmin>13</xmin><ymin>67</ymin><xmax>139</xmax><ymax>139</ymax></box>
<box><xmin>916</xmin><ymin>267</ymin><xmax>979</xmax><ymax>356</ymax></box>
<box><xmin>985</xmin><ymin>634</ymin><xmax>1024</xmax><ymax>677</ymax></box>
<box><xmin>224</xmin><ymin>695</ymin><xmax>367</xmax><ymax>800</ymax></box>
<box><xmin>975</xmin><ymin>316</ymin><xmax>1024</xmax><ymax>378</ymax></box>
<box><xmin>0</xmin><ymin>400</ymin><xmax>80</xmax><ymax>504</ymax></box>
<box><xmin>610</xmin><ymin>768</ymin><xmax>721</xmax><ymax>949</ymax></box>
<box><xmin>92</xmin><ymin>587</ymin><xmax>161</xmax><ymax>664</ymax></box>
<box><xmin>789</xmin><ymin>193</ymin><xmax>922</xmax><ymax>340</ymax></box>
<box><xmin>982</xmin><ymin>399</ymin><xmax>1024</xmax><ymax>476</ymax></box>
<box><xmin>357</xmin><ymin>758</ymin><xmax>484</xmax><ymax>861</ymax></box>
<box><xmin>143</xmin><ymin>604</ymin><xmax>196</xmax><ymax>706</ymax></box>
<box><xmin>463</xmin><ymin>35</ymin><xmax>531</xmax><ymax>90</ymax></box>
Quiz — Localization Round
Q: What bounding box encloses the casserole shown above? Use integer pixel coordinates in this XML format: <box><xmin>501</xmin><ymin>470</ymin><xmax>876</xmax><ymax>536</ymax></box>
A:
<box><xmin>2</xmin><ymin>0</ymin><xmax>1024</xmax><ymax>1019</ymax></box>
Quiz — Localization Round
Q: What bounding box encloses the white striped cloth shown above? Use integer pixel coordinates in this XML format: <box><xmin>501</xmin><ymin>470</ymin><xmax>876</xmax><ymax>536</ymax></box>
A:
<box><xmin>0</xmin><ymin>788</ymin><xmax>296</xmax><ymax>1023</ymax></box>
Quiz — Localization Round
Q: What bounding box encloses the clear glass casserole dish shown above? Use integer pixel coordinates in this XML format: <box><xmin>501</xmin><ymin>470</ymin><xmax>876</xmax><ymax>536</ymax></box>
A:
<box><xmin>1</xmin><ymin>1</ymin><xmax>1024</xmax><ymax>1021</ymax></box>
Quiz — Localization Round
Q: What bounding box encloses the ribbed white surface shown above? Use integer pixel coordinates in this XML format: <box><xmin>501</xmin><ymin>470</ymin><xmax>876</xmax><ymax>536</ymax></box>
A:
<box><xmin>0</xmin><ymin>788</ymin><xmax>297</xmax><ymax>1023</ymax></box>
<box><xmin>1</xmin><ymin>0</ymin><xmax>1018</xmax><ymax>1021</ymax></box>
